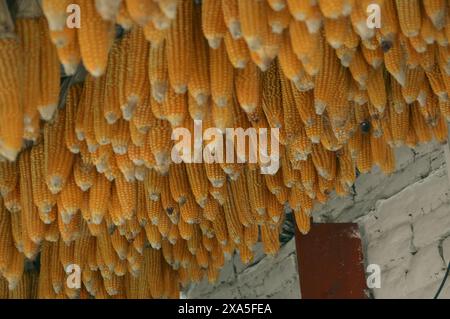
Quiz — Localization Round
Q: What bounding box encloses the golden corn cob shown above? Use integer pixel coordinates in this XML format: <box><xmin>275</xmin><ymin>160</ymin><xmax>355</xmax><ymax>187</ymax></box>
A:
<box><xmin>209</xmin><ymin>43</ymin><xmax>234</xmax><ymax>107</ymax></box>
<box><xmin>221</xmin><ymin>0</ymin><xmax>241</xmax><ymax>39</ymax></box>
<box><xmin>222</xmin><ymin>186</ymin><xmax>246</xmax><ymax>244</ymax></box>
<box><xmin>203</xmin><ymin>161</ymin><xmax>226</xmax><ymax>188</ymax></box>
<box><xmin>123</xmin><ymin>26</ymin><xmax>150</xmax><ymax>120</ymax></box>
<box><xmin>166</xmin><ymin>0</ymin><xmax>193</xmax><ymax>93</ymax></box>
<box><xmin>0</xmin><ymin>41</ymin><xmax>22</xmax><ymax>161</ymax></box>
<box><xmin>319</xmin><ymin>117</ymin><xmax>340</xmax><ymax>151</ymax></box>
<box><xmin>0</xmin><ymin>160</ymin><xmax>17</xmax><ymax>197</ymax></box>
<box><xmin>89</xmin><ymin>173</ymin><xmax>111</xmax><ymax>224</ymax></box>
<box><xmin>423</xmin><ymin>0</ymin><xmax>447</xmax><ymax>30</ymax></box>
<box><xmin>432</xmin><ymin>113</ymin><xmax>448</xmax><ymax>144</ymax></box>
<box><xmin>101</xmin><ymin>42</ymin><xmax>122</xmax><ymax>124</ymax></box>
<box><xmin>73</xmin><ymin>156</ymin><xmax>95</xmax><ymax>192</ymax></box>
<box><xmin>75</xmin><ymin>75</ymin><xmax>92</xmax><ymax>142</ymax></box>
<box><xmin>125</xmin><ymin>0</ymin><xmax>157</xmax><ymax>26</ymax></box>
<box><xmin>16</xmin><ymin>18</ymin><xmax>40</xmax><ymax>132</ymax></box>
<box><xmin>395</xmin><ymin>0</ymin><xmax>422</xmax><ymax>37</ymax></box>
<box><xmin>19</xmin><ymin>150</ymin><xmax>46</xmax><ymax>245</ymax></box>
<box><xmin>280</xmin><ymin>71</ymin><xmax>303</xmax><ymax>145</ymax></box>
<box><xmin>54</xmin><ymin>27</ymin><xmax>82</xmax><ymax>75</ymax></box>
<box><xmin>378</xmin><ymin>0</ymin><xmax>399</xmax><ymax>42</ymax></box>
<box><xmin>403</xmin><ymin>67</ymin><xmax>426</xmax><ymax>105</ymax></box>
<box><xmin>116</xmin><ymin>1</ymin><xmax>134</xmax><ymax>31</ymax></box>
<box><xmin>211</xmin><ymin>98</ymin><xmax>233</xmax><ymax>134</ymax></box>
<box><xmin>260</xmin><ymin>224</ymin><xmax>279</xmax><ymax>256</ymax></box>
<box><xmin>212</xmin><ymin>206</ymin><xmax>229</xmax><ymax>245</ymax></box>
<box><xmin>426</xmin><ymin>64</ymin><xmax>447</xmax><ymax>100</ymax></box>
<box><xmin>4</xmin><ymin>185</ymin><xmax>21</xmax><ymax>214</ymax></box>
<box><xmin>365</xmin><ymin>66</ymin><xmax>387</xmax><ymax>114</ymax></box>
<box><xmin>110</xmin><ymin>119</ymin><xmax>130</xmax><ymax>155</ymax></box>
<box><xmin>439</xmin><ymin>99</ymin><xmax>450</xmax><ymax>121</ymax></box>
<box><xmin>268</xmin><ymin>5</ymin><xmax>291</xmax><ymax>33</ymax></box>
<box><xmin>318</xmin><ymin>0</ymin><xmax>351</xmax><ymax>19</ymax></box>
<box><xmin>294</xmin><ymin>210</ymin><xmax>311</xmax><ymax>235</ymax></box>
<box><xmin>145</xmin><ymin>170</ymin><xmax>166</xmax><ymax>204</ymax></box>
<box><xmin>246</xmin><ymin>168</ymin><xmax>267</xmax><ymax>216</ymax></box>
<box><xmin>168</xmin><ymin>163</ymin><xmax>191</xmax><ymax>205</ymax></box>
<box><xmin>361</xmin><ymin>44</ymin><xmax>384</xmax><ymax>68</ymax></box>
<box><xmin>311</xmin><ymin>143</ymin><xmax>337</xmax><ymax>181</ymax></box>
<box><xmin>0</xmin><ymin>199</ymin><xmax>13</xmax><ymax>274</ymax></box>
<box><xmin>95</xmin><ymin>0</ymin><xmax>122</xmax><ymax>21</ymax></box>
<box><xmin>64</xmin><ymin>84</ymin><xmax>82</xmax><ymax>153</ymax></box>
<box><xmin>115</xmin><ymin>173</ymin><xmax>137</xmax><ymax>221</ymax></box>
<box><xmin>238</xmin><ymin>0</ymin><xmax>270</xmax><ymax>51</ymax></box>
<box><xmin>209</xmin><ymin>181</ymin><xmax>229</xmax><ymax>205</ymax></box>
<box><xmin>30</xmin><ymin>143</ymin><xmax>56</xmax><ymax>215</ymax></box>
<box><xmin>37</xmin><ymin>17</ymin><xmax>60</xmax><ymax>121</ymax></box>
<box><xmin>202</xmin><ymin>0</ymin><xmax>227</xmax><ymax>49</ymax></box>
<box><xmin>187</xmin><ymin>5</ymin><xmax>211</xmax><ymax>105</ymax></box>
<box><xmin>384</xmin><ymin>36</ymin><xmax>406</xmax><ymax>85</ymax></box>
<box><xmin>236</xmin><ymin>62</ymin><xmax>262</xmax><ymax>115</ymax></box>
<box><xmin>180</xmin><ymin>193</ymin><xmax>202</xmax><ymax>225</ymax></box>
<box><xmin>201</xmin><ymin>196</ymin><xmax>218</xmax><ymax>222</ymax></box>
<box><xmin>289</xmin><ymin>19</ymin><xmax>323</xmax><ymax>76</ymax></box>
<box><xmin>349</xmin><ymin>0</ymin><xmax>374</xmax><ymax>40</ymax></box>
<box><xmin>411</xmin><ymin>102</ymin><xmax>433</xmax><ymax>143</ymax></box>
<box><xmin>45</xmin><ymin>110</ymin><xmax>75</xmax><ymax>194</ymax></box>
<box><xmin>323</xmin><ymin>17</ymin><xmax>350</xmax><ymax>49</ymax></box>
<box><xmin>222</xmin><ymin>237</ymin><xmax>236</xmax><ymax>257</ymax></box>
<box><xmin>77</xmin><ymin>0</ymin><xmax>115</xmax><ymax>77</ymax></box>
<box><xmin>148</xmin><ymin>41</ymin><xmax>169</xmax><ymax>104</ymax></box>
<box><xmin>165</xmin><ymin>221</ymin><xmax>178</xmax><ymax>245</ymax></box>
<box><xmin>229</xmin><ymin>173</ymin><xmax>255</xmax><ymax>227</ymax></box>
<box><xmin>178</xmin><ymin>211</ymin><xmax>196</xmax><ymax>240</ymax></box>
<box><xmin>185</xmin><ymin>163</ymin><xmax>209</xmax><ymax>208</ymax></box>
<box><xmin>187</xmin><ymin>225</ymin><xmax>201</xmax><ymax>255</ymax></box>
<box><xmin>93</xmin><ymin>83</ymin><xmax>113</xmax><ymax>146</ymax></box>
<box><xmin>42</xmin><ymin>0</ymin><xmax>72</xmax><ymax>32</ymax></box>
<box><xmin>3</xmin><ymin>248</ymin><xmax>25</xmax><ymax>291</ymax></box>
<box><xmin>337</xmin><ymin>146</ymin><xmax>356</xmax><ymax>187</ymax></box>
<box><xmin>223</xmin><ymin>33</ymin><xmax>249</xmax><ymax>70</ymax></box>
<box><xmin>163</xmin><ymin>86</ymin><xmax>188</xmax><ymax>128</ymax></box>
<box><xmin>156</xmin><ymin>207</ymin><xmax>171</xmax><ymax>238</ymax></box>
<box><xmin>355</xmin><ymin>129</ymin><xmax>373</xmax><ymax>173</ymax></box>
<box><xmin>58</xmin><ymin>208</ymin><xmax>81</xmax><ymax>244</ymax></box>
<box><xmin>187</xmin><ymin>95</ymin><xmax>207</xmax><ymax>123</ymax></box>
<box><xmin>278</xmin><ymin>31</ymin><xmax>306</xmax><ymax>86</ymax></box>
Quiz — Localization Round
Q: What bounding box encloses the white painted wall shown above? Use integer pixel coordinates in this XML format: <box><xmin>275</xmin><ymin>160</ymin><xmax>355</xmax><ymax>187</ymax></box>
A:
<box><xmin>187</xmin><ymin>142</ymin><xmax>450</xmax><ymax>299</ymax></box>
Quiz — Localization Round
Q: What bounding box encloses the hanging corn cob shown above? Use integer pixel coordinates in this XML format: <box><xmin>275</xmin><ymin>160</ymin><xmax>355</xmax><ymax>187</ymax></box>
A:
<box><xmin>209</xmin><ymin>42</ymin><xmax>234</xmax><ymax>107</ymax></box>
<box><xmin>30</xmin><ymin>143</ymin><xmax>56</xmax><ymax>214</ymax></box>
<box><xmin>16</xmin><ymin>17</ymin><xmax>40</xmax><ymax>133</ymax></box>
<box><xmin>0</xmin><ymin>37</ymin><xmax>23</xmax><ymax>161</ymax></box>
<box><xmin>202</xmin><ymin>0</ymin><xmax>227</xmax><ymax>49</ymax></box>
<box><xmin>45</xmin><ymin>110</ymin><xmax>74</xmax><ymax>194</ymax></box>
<box><xmin>77</xmin><ymin>0</ymin><xmax>115</xmax><ymax>77</ymax></box>
<box><xmin>122</xmin><ymin>26</ymin><xmax>150</xmax><ymax>120</ymax></box>
<box><xmin>89</xmin><ymin>173</ymin><xmax>111</xmax><ymax>224</ymax></box>
<box><xmin>37</xmin><ymin>17</ymin><xmax>60</xmax><ymax>121</ymax></box>
<box><xmin>166</xmin><ymin>0</ymin><xmax>193</xmax><ymax>93</ymax></box>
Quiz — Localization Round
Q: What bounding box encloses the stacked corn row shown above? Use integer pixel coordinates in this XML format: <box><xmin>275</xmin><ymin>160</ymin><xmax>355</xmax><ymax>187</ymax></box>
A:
<box><xmin>0</xmin><ymin>0</ymin><xmax>449</xmax><ymax>298</ymax></box>
<box><xmin>0</xmin><ymin>3</ymin><xmax>60</xmax><ymax>162</ymax></box>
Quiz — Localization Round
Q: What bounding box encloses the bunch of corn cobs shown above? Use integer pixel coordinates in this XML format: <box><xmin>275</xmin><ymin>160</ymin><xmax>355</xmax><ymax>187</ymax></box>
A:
<box><xmin>0</xmin><ymin>0</ymin><xmax>449</xmax><ymax>299</ymax></box>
